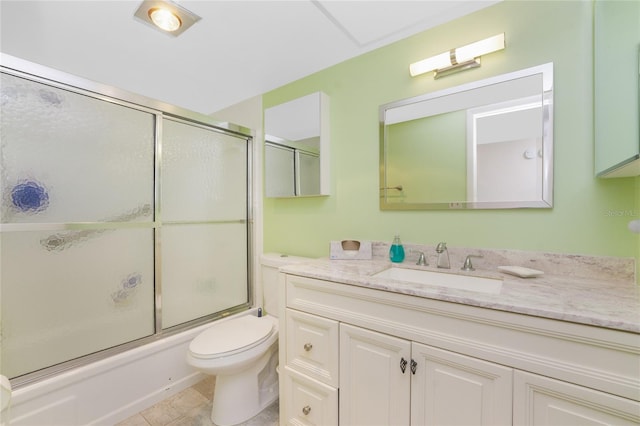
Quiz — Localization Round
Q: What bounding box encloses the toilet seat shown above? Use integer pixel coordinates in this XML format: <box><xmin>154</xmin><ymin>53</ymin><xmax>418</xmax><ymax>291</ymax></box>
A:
<box><xmin>188</xmin><ymin>315</ymin><xmax>275</xmax><ymax>360</ymax></box>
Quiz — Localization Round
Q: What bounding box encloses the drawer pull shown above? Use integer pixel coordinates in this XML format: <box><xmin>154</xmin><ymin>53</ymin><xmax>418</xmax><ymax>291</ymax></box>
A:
<box><xmin>303</xmin><ymin>343</ymin><xmax>313</xmax><ymax>351</ymax></box>
<box><xmin>302</xmin><ymin>405</ymin><xmax>312</xmax><ymax>415</ymax></box>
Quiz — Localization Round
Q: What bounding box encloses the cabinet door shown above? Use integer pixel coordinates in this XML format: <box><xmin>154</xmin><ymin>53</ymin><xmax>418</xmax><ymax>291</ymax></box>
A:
<box><xmin>411</xmin><ymin>342</ymin><xmax>513</xmax><ymax>426</ymax></box>
<box><xmin>514</xmin><ymin>370</ymin><xmax>640</xmax><ymax>425</ymax></box>
<box><xmin>340</xmin><ymin>323</ymin><xmax>411</xmax><ymax>426</ymax></box>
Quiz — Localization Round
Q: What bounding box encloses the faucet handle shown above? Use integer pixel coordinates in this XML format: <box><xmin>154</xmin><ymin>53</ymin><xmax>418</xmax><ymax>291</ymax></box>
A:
<box><xmin>436</xmin><ymin>242</ymin><xmax>447</xmax><ymax>253</ymax></box>
<box><xmin>461</xmin><ymin>254</ymin><xmax>483</xmax><ymax>271</ymax></box>
<box><xmin>416</xmin><ymin>252</ymin><xmax>428</xmax><ymax>266</ymax></box>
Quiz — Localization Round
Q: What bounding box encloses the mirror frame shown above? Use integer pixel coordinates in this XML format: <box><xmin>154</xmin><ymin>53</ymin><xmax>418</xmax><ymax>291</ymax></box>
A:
<box><xmin>379</xmin><ymin>63</ymin><xmax>554</xmax><ymax>210</ymax></box>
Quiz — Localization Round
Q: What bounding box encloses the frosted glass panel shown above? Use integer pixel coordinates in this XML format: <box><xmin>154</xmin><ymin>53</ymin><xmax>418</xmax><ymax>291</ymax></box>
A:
<box><xmin>0</xmin><ymin>228</ymin><xmax>155</xmax><ymax>378</ymax></box>
<box><xmin>0</xmin><ymin>66</ymin><xmax>251</xmax><ymax>381</ymax></box>
<box><xmin>0</xmin><ymin>73</ymin><xmax>155</xmax><ymax>224</ymax></box>
<box><xmin>162</xmin><ymin>119</ymin><xmax>248</xmax><ymax>222</ymax></box>
<box><xmin>161</xmin><ymin>223</ymin><xmax>248</xmax><ymax>328</ymax></box>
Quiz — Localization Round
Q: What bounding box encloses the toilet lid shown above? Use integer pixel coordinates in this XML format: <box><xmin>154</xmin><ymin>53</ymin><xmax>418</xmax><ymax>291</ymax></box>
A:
<box><xmin>189</xmin><ymin>315</ymin><xmax>274</xmax><ymax>358</ymax></box>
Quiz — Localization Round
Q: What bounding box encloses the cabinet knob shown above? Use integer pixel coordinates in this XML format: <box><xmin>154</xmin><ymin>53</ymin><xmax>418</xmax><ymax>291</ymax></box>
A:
<box><xmin>302</xmin><ymin>405</ymin><xmax>311</xmax><ymax>415</ymax></box>
<box><xmin>303</xmin><ymin>343</ymin><xmax>313</xmax><ymax>351</ymax></box>
<box><xmin>400</xmin><ymin>357</ymin><xmax>408</xmax><ymax>373</ymax></box>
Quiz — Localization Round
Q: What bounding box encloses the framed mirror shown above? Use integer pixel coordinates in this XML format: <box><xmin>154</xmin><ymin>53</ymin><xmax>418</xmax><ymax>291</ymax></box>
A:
<box><xmin>380</xmin><ymin>63</ymin><xmax>553</xmax><ymax>210</ymax></box>
<box><xmin>264</xmin><ymin>92</ymin><xmax>329</xmax><ymax>197</ymax></box>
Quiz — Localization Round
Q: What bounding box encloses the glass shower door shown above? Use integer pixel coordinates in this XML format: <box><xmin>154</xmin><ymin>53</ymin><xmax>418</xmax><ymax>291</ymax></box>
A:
<box><xmin>160</xmin><ymin>118</ymin><xmax>249</xmax><ymax>329</ymax></box>
<box><xmin>0</xmin><ymin>73</ymin><xmax>156</xmax><ymax>378</ymax></box>
<box><xmin>1</xmin><ymin>66</ymin><xmax>252</xmax><ymax>383</ymax></box>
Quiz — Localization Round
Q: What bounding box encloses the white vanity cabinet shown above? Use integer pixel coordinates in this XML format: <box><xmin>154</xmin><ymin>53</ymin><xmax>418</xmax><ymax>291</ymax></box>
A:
<box><xmin>339</xmin><ymin>323</ymin><xmax>411</xmax><ymax>425</ymax></box>
<box><xmin>278</xmin><ymin>274</ymin><xmax>640</xmax><ymax>426</ymax></box>
<box><xmin>340</xmin><ymin>323</ymin><xmax>512</xmax><ymax>426</ymax></box>
<box><xmin>281</xmin><ymin>309</ymin><xmax>339</xmax><ymax>425</ymax></box>
<box><xmin>514</xmin><ymin>371</ymin><xmax>640</xmax><ymax>426</ymax></box>
<box><xmin>411</xmin><ymin>342</ymin><xmax>513</xmax><ymax>425</ymax></box>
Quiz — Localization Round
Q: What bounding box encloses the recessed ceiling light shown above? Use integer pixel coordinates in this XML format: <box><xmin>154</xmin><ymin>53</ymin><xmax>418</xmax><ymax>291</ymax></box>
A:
<box><xmin>148</xmin><ymin>8</ymin><xmax>182</xmax><ymax>32</ymax></box>
<box><xmin>134</xmin><ymin>0</ymin><xmax>200</xmax><ymax>37</ymax></box>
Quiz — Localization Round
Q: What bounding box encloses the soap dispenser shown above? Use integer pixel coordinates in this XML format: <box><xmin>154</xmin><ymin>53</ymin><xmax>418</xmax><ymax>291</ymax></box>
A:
<box><xmin>389</xmin><ymin>235</ymin><xmax>405</xmax><ymax>263</ymax></box>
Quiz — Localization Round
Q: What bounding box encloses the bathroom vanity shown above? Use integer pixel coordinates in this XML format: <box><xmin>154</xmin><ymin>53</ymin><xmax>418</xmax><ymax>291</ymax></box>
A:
<box><xmin>277</xmin><ymin>245</ymin><xmax>639</xmax><ymax>425</ymax></box>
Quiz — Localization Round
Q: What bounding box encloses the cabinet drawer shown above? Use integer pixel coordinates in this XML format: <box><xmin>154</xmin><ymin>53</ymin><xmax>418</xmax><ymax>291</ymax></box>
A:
<box><xmin>282</xmin><ymin>366</ymin><xmax>338</xmax><ymax>426</ymax></box>
<box><xmin>286</xmin><ymin>308</ymin><xmax>339</xmax><ymax>387</ymax></box>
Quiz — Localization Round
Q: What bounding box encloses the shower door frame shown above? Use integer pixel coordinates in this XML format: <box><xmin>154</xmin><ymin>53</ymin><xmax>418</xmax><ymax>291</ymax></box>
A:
<box><xmin>0</xmin><ymin>53</ymin><xmax>255</xmax><ymax>388</ymax></box>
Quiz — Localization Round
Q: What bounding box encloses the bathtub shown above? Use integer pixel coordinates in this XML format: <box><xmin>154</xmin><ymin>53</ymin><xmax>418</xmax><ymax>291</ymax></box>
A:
<box><xmin>7</xmin><ymin>309</ymin><xmax>258</xmax><ymax>425</ymax></box>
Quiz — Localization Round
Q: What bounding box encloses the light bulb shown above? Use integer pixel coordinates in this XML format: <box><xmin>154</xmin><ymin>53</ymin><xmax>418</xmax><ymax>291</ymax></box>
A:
<box><xmin>456</xmin><ymin>33</ymin><xmax>505</xmax><ymax>63</ymax></box>
<box><xmin>148</xmin><ymin>8</ymin><xmax>182</xmax><ymax>32</ymax></box>
<box><xmin>409</xmin><ymin>51</ymin><xmax>452</xmax><ymax>77</ymax></box>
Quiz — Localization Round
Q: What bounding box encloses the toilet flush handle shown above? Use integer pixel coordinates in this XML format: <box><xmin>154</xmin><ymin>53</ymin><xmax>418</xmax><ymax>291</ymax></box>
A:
<box><xmin>304</xmin><ymin>343</ymin><xmax>313</xmax><ymax>351</ymax></box>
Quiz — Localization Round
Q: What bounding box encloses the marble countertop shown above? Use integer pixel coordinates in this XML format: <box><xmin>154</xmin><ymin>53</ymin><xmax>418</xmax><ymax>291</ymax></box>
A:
<box><xmin>280</xmin><ymin>257</ymin><xmax>640</xmax><ymax>334</ymax></box>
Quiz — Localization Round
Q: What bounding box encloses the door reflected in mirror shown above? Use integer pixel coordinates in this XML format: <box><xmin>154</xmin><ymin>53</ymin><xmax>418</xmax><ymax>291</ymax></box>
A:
<box><xmin>380</xmin><ymin>63</ymin><xmax>553</xmax><ymax>210</ymax></box>
<box><xmin>264</xmin><ymin>92</ymin><xmax>329</xmax><ymax>198</ymax></box>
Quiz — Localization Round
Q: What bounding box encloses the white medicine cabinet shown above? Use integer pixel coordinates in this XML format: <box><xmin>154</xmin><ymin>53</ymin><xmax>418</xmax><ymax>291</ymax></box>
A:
<box><xmin>594</xmin><ymin>0</ymin><xmax>640</xmax><ymax>177</ymax></box>
<box><xmin>264</xmin><ymin>92</ymin><xmax>330</xmax><ymax>197</ymax></box>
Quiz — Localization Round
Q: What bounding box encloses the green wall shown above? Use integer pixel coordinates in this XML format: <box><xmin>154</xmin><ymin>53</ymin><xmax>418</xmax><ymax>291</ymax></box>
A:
<box><xmin>387</xmin><ymin>111</ymin><xmax>467</xmax><ymax>204</ymax></box>
<box><xmin>636</xmin><ymin>176</ymin><xmax>640</xmax><ymax>266</ymax></box>
<box><xmin>263</xmin><ymin>0</ymin><xmax>637</xmax><ymax>262</ymax></box>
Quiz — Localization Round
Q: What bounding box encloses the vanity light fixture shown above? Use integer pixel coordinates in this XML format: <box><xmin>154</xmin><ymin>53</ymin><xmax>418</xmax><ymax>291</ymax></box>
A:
<box><xmin>409</xmin><ymin>33</ymin><xmax>505</xmax><ymax>79</ymax></box>
<box><xmin>134</xmin><ymin>0</ymin><xmax>201</xmax><ymax>37</ymax></box>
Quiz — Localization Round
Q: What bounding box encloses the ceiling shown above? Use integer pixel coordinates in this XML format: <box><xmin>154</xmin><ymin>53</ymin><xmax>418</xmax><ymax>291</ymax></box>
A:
<box><xmin>0</xmin><ymin>0</ymin><xmax>499</xmax><ymax>115</ymax></box>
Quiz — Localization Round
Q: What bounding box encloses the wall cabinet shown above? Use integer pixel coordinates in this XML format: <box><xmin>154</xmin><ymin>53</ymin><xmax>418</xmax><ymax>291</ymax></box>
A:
<box><xmin>594</xmin><ymin>0</ymin><xmax>640</xmax><ymax>177</ymax></box>
<box><xmin>278</xmin><ymin>274</ymin><xmax>640</xmax><ymax>425</ymax></box>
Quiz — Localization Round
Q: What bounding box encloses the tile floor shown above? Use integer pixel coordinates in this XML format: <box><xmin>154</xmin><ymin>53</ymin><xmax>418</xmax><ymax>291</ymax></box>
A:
<box><xmin>116</xmin><ymin>376</ymin><xmax>279</xmax><ymax>426</ymax></box>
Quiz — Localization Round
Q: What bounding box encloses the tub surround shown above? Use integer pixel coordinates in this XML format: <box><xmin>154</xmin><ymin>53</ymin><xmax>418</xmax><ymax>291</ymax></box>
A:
<box><xmin>280</xmin><ymin>242</ymin><xmax>639</xmax><ymax>333</ymax></box>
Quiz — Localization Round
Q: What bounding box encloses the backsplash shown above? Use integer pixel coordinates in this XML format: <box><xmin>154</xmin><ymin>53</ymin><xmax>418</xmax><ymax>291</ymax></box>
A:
<box><xmin>370</xmin><ymin>241</ymin><xmax>635</xmax><ymax>283</ymax></box>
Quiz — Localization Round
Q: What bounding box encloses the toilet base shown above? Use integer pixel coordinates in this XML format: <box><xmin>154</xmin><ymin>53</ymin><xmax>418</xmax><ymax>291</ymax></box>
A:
<box><xmin>210</xmin><ymin>349</ymin><xmax>279</xmax><ymax>426</ymax></box>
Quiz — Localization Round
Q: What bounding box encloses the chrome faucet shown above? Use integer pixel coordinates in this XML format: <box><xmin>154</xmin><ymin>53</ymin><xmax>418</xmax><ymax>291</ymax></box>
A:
<box><xmin>435</xmin><ymin>242</ymin><xmax>450</xmax><ymax>269</ymax></box>
<box><xmin>461</xmin><ymin>254</ymin><xmax>483</xmax><ymax>271</ymax></box>
<box><xmin>416</xmin><ymin>252</ymin><xmax>428</xmax><ymax>266</ymax></box>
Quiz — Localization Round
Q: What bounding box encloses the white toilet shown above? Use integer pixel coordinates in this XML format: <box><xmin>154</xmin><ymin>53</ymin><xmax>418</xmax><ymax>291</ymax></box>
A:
<box><xmin>186</xmin><ymin>253</ymin><xmax>310</xmax><ymax>426</ymax></box>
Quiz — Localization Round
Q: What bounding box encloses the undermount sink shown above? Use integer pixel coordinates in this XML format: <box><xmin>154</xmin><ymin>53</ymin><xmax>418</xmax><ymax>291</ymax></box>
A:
<box><xmin>372</xmin><ymin>267</ymin><xmax>502</xmax><ymax>294</ymax></box>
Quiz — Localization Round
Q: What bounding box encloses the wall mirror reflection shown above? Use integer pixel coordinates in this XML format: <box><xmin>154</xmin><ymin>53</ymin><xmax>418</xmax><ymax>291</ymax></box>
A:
<box><xmin>264</xmin><ymin>91</ymin><xmax>329</xmax><ymax>197</ymax></box>
<box><xmin>380</xmin><ymin>63</ymin><xmax>553</xmax><ymax>210</ymax></box>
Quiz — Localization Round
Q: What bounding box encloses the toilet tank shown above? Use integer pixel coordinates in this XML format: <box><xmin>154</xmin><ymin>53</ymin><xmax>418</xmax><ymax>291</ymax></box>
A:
<box><xmin>260</xmin><ymin>253</ymin><xmax>311</xmax><ymax>318</ymax></box>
